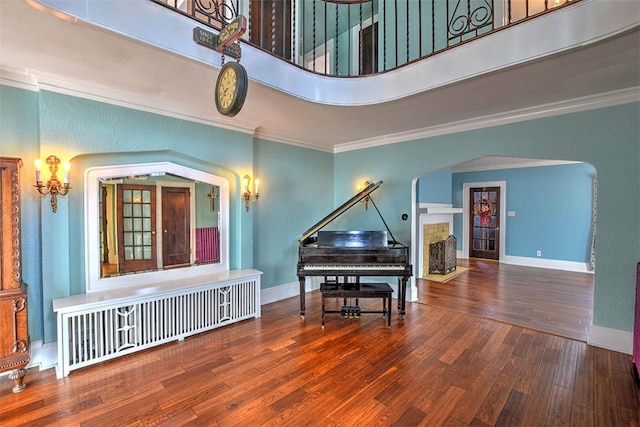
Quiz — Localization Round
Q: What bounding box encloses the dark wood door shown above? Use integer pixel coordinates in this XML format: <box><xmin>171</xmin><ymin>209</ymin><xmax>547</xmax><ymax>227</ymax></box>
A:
<box><xmin>469</xmin><ymin>186</ymin><xmax>500</xmax><ymax>260</ymax></box>
<box><xmin>117</xmin><ymin>184</ymin><xmax>157</xmax><ymax>273</ymax></box>
<box><xmin>249</xmin><ymin>0</ymin><xmax>292</xmax><ymax>60</ymax></box>
<box><xmin>162</xmin><ymin>187</ymin><xmax>191</xmax><ymax>268</ymax></box>
<box><xmin>360</xmin><ymin>22</ymin><xmax>378</xmax><ymax>75</ymax></box>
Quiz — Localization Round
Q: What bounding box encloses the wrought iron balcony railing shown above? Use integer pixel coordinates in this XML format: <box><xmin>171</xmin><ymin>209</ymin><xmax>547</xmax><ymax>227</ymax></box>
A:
<box><xmin>152</xmin><ymin>0</ymin><xmax>580</xmax><ymax>76</ymax></box>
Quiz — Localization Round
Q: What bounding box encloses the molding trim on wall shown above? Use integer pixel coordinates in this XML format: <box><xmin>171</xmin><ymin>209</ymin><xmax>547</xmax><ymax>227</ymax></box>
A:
<box><xmin>588</xmin><ymin>324</ymin><xmax>633</xmax><ymax>355</ymax></box>
<box><xmin>334</xmin><ymin>87</ymin><xmax>640</xmax><ymax>153</ymax></box>
<box><xmin>456</xmin><ymin>251</ymin><xmax>593</xmax><ymax>274</ymax></box>
<box><xmin>0</xmin><ymin>67</ymin><xmax>258</xmax><ymax>136</ymax></box>
<box><xmin>1</xmin><ymin>68</ymin><xmax>638</xmax><ymax>154</ymax></box>
<box><xmin>462</xmin><ymin>181</ymin><xmax>507</xmax><ymax>262</ymax></box>
<box><xmin>503</xmin><ymin>255</ymin><xmax>593</xmax><ymax>273</ymax></box>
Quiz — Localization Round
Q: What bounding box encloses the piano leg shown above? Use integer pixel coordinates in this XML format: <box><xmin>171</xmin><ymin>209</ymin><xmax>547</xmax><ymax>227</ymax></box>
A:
<box><xmin>398</xmin><ymin>276</ymin><xmax>408</xmax><ymax>318</ymax></box>
<box><xmin>298</xmin><ymin>277</ymin><xmax>306</xmax><ymax>318</ymax></box>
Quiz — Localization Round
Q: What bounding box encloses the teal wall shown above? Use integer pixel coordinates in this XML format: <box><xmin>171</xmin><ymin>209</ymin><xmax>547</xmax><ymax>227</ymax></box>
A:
<box><xmin>336</xmin><ymin>103</ymin><xmax>640</xmax><ymax>333</ymax></box>
<box><xmin>0</xmin><ymin>85</ymin><xmax>331</xmax><ymax>343</ymax></box>
<box><xmin>253</xmin><ymin>138</ymin><xmax>333</xmax><ymax>287</ymax></box>
<box><xmin>451</xmin><ymin>163</ymin><xmax>596</xmax><ymax>262</ymax></box>
<box><xmin>418</xmin><ymin>167</ymin><xmax>453</xmax><ymax>203</ymax></box>
<box><xmin>0</xmin><ymin>85</ymin><xmax>43</xmax><ymax>341</ymax></box>
<box><xmin>1</xmin><ymin>83</ymin><xmax>639</xmax><ymax>345</ymax></box>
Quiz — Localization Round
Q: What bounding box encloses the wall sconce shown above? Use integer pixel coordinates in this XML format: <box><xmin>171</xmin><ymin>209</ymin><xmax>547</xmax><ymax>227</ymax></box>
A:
<box><xmin>242</xmin><ymin>174</ymin><xmax>260</xmax><ymax>211</ymax></box>
<box><xmin>34</xmin><ymin>155</ymin><xmax>71</xmax><ymax>213</ymax></box>
<box><xmin>358</xmin><ymin>180</ymin><xmax>372</xmax><ymax>210</ymax></box>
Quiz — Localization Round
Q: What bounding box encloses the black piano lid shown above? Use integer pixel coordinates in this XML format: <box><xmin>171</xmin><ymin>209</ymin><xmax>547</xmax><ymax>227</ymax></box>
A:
<box><xmin>298</xmin><ymin>180</ymin><xmax>383</xmax><ymax>244</ymax></box>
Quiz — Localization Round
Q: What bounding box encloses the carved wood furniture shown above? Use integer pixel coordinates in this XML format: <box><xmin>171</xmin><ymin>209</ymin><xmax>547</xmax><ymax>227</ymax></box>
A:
<box><xmin>0</xmin><ymin>157</ymin><xmax>29</xmax><ymax>393</ymax></box>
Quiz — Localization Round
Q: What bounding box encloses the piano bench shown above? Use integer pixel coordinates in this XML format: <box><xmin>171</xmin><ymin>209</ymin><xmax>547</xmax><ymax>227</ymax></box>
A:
<box><xmin>320</xmin><ymin>282</ymin><xmax>393</xmax><ymax>329</ymax></box>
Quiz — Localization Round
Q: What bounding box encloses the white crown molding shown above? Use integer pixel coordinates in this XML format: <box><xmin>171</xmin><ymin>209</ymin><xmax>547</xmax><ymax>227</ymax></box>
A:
<box><xmin>253</xmin><ymin>128</ymin><xmax>335</xmax><ymax>153</ymax></box>
<box><xmin>0</xmin><ymin>67</ymin><xmax>259</xmax><ymax>138</ymax></box>
<box><xmin>334</xmin><ymin>87</ymin><xmax>640</xmax><ymax>153</ymax></box>
<box><xmin>2</xmin><ymin>66</ymin><xmax>638</xmax><ymax>154</ymax></box>
<box><xmin>451</xmin><ymin>158</ymin><xmax>581</xmax><ymax>173</ymax></box>
<box><xmin>0</xmin><ymin>68</ymin><xmax>39</xmax><ymax>91</ymax></box>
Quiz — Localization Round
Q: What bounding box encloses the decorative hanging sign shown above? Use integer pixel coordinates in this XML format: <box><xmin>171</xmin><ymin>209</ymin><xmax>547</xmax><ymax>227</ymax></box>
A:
<box><xmin>193</xmin><ymin>21</ymin><xmax>243</xmax><ymax>60</ymax></box>
<box><xmin>215</xmin><ymin>15</ymin><xmax>247</xmax><ymax>51</ymax></box>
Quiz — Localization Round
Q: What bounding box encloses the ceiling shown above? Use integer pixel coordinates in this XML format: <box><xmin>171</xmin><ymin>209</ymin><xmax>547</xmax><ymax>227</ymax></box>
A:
<box><xmin>1</xmin><ymin>0</ymin><xmax>639</xmax><ymax>164</ymax></box>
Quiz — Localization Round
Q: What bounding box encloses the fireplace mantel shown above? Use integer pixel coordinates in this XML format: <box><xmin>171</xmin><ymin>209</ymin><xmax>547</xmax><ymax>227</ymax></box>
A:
<box><xmin>419</xmin><ymin>203</ymin><xmax>463</xmax><ymax>215</ymax></box>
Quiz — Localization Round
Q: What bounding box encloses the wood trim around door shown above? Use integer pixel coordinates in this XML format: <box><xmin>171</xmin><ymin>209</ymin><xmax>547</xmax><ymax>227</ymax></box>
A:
<box><xmin>462</xmin><ymin>181</ymin><xmax>506</xmax><ymax>261</ymax></box>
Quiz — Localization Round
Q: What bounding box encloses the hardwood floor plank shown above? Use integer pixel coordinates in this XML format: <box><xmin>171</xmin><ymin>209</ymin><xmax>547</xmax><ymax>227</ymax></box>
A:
<box><xmin>494</xmin><ymin>390</ymin><xmax>528</xmax><ymax>427</ymax></box>
<box><xmin>475</xmin><ymin>354</ymin><xmax>526</xmax><ymax>425</ymax></box>
<box><xmin>554</xmin><ymin>339</ymin><xmax>581</xmax><ymax>390</ymax></box>
<box><xmin>449</xmin><ymin>362</ymin><xmax>501</xmax><ymax>425</ymax></box>
<box><xmin>569</xmin><ymin>402</ymin><xmax>595</xmax><ymax>427</ymax></box>
<box><xmin>573</xmin><ymin>350</ymin><xmax>595</xmax><ymax>417</ymax></box>
<box><xmin>390</xmin><ymin>405</ymin><xmax>427</xmax><ymax>427</ymax></box>
<box><xmin>418</xmin><ymin>385</ymin><xmax>467</xmax><ymax>426</ymax></box>
<box><xmin>594</xmin><ymin>371</ymin><xmax>620</xmax><ymax>427</ymax></box>
<box><xmin>513</xmin><ymin>340</ymin><xmax>546</xmax><ymax>395</ymax></box>
<box><xmin>544</xmin><ymin>384</ymin><xmax>573</xmax><ymax>426</ymax></box>
<box><xmin>520</xmin><ymin>361</ymin><xmax>557</xmax><ymax>425</ymax></box>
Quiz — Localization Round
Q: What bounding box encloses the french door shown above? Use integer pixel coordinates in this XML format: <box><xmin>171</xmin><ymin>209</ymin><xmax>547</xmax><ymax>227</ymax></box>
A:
<box><xmin>117</xmin><ymin>184</ymin><xmax>157</xmax><ymax>273</ymax></box>
<box><xmin>469</xmin><ymin>186</ymin><xmax>500</xmax><ymax>260</ymax></box>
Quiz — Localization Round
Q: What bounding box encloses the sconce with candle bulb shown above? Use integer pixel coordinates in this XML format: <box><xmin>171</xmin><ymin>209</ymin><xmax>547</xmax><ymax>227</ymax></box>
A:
<box><xmin>242</xmin><ymin>174</ymin><xmax>260</xmax><ymax>211</ymax></box>
<box><xmin>34</xmin><ymin>155</ymin><xmax>71</xmax><ymax>213</ymax></box>
<box><xmin>358</xmin><ymin>180</ymin><xmax>372</xmax><ymax>210</ymax></box>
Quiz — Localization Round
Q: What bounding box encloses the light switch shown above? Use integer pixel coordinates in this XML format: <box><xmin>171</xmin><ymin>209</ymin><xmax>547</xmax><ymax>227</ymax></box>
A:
<box><xmin>508</xmin><ymin>211</ymin><xmax>516</xmax><ymax>216</ymax></box>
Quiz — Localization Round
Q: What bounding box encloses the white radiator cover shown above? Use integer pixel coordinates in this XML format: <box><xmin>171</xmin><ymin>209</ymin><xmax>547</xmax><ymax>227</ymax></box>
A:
<box><xmin>53</xmin><ymin>269</ymin><xmax>261</xmax><ymax>378</ymax></box>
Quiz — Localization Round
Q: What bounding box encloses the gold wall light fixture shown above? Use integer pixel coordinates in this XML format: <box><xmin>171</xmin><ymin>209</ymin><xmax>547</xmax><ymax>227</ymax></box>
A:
<box><xmin>358</xmin><ymin>180</ymin><xmax>372</xmax><ymax>210</ymax></box>
<box><xmin>34</xmin><ymin>155</ymin><xmax>71</xmax><ymax>213</ymax></box>
<box><xmin>242</xmin><ymin>174</ymin><xmax>260</xmax><ymax>211</ymax></box>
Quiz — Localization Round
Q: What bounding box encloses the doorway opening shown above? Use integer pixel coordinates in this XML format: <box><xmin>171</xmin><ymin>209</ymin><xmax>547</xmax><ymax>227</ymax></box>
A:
<box><xmin>463</xmin><ymin>181</ymin><xmax>506</xmax><ymax>261</ymax></box>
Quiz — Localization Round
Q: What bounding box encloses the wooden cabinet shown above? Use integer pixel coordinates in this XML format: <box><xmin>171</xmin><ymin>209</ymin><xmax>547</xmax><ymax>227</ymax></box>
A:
<box><xmin>0</xmin><ymin>157</ymin><xmax>29</xmax><ymax>393</ymax></box>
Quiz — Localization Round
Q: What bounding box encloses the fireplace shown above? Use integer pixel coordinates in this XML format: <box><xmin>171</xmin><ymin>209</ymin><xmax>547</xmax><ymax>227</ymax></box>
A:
<box><xmin>419</xmin><ymin>204</ymin><xmax>462</xmax><ymax>278</ymax></box>
<box><xmin>429</xmin><ymin>235</ymin><xmax>457</xmax><ymax>274</ymax></box>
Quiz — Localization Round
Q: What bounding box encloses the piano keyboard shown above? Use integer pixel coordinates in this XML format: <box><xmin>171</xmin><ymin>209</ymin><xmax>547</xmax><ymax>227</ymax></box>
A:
<box><xmin>303</xmin><ymin>264</ymin><xmax>405</xmax><ymax>271</ymax></box>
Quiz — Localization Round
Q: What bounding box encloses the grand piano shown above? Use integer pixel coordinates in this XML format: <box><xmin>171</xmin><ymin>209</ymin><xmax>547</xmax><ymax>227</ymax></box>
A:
<box><xmin>297</xmin><ymin>181</ymin><xmax>412</xmax><ymax>318</ymax></box>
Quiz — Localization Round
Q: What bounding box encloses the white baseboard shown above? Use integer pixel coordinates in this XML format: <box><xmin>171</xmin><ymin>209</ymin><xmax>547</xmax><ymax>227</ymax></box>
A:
<box><xmin>0</xmin><ymin>340</ymin><xmax>59</xmax><ymax>376</ymax></box>
<box><xmin>29</xmin><ymin>340</ymin><xmax>58</xmax><ymax>371</ymax></box>
<box><xmin>260</xmin><ymin>278</ymin><xmax>322</xmax><ymax>305</ymax></box>
<box><xmin>503</xmin><ymin>255</ymin><xmax>592</xmax><ymax>273</ymax></box>
<box><xmin>588</xmin><ymin>325</ymin><xmax>633</xmax><ymax>355</ymax></box>
<box><xmin>457</xmin><ymin>252</ymin><xmax>593</xmax><ymax>273</ymax></box>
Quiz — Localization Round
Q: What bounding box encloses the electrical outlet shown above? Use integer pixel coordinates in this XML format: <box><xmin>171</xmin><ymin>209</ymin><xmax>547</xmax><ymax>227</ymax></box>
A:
<box><xmin>536</xmin><ymin>250</ymin><xmax>542</xmax><ymax>257</ymax></box>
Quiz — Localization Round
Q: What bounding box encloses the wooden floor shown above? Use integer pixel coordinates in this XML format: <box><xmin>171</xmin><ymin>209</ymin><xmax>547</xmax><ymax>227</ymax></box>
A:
<box><xmin>1</xmin><ymin>262</ymin><xmax>638</xmax><ymax>426</ymax></box>
<box><xmin>416</xmin><ymin>259</ymin><xmax>595</xmax><ymax>342</ymax></box>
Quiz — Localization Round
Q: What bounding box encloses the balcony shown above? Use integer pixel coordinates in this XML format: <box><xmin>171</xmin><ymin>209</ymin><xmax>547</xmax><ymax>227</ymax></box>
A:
<box><xmin>1</xmin><ymin>0</ymin><xmax>637</xmax><ymax>150</ymax></box>
<box><xmin>154</xmin><ymin>0</ymin><xmax>581</xmax><ymax>76</ymax></box>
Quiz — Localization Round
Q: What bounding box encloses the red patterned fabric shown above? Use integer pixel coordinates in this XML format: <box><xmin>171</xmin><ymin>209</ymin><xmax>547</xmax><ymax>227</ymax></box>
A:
<box><xmin>196</xmin><ymin>227</ymin><xmax>220</xmax><ymax>263</ymax></box>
